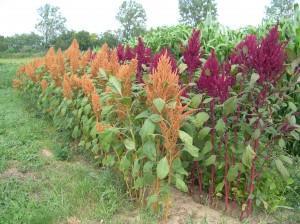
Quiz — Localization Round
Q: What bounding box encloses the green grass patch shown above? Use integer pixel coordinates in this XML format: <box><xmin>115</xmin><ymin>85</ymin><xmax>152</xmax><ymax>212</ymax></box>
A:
<box><xmin>0</xmin><ymin>59</ymin><xmax>155</xmax><ymax>224</ymax></box>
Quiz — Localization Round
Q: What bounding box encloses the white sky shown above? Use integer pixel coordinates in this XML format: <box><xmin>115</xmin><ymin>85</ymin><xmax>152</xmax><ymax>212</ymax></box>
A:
<box><xmin>0</xmin><ymin>0</ymin><xmax>282</xmax><ymax>36</ymax></box>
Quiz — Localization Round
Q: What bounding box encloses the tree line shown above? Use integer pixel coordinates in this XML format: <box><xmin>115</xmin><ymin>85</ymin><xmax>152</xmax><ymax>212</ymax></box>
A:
<box><xmin>0</xmin><ymin>0</ymin><xmax>296</xmax><ymax>55</ymax></box>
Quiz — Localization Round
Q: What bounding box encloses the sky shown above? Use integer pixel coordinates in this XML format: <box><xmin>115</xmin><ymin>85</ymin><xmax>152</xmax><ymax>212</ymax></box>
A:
<box><xmin>0</xmin><ymin>0</ymin><xmax>276</xmax><ymax>36</ymax></box>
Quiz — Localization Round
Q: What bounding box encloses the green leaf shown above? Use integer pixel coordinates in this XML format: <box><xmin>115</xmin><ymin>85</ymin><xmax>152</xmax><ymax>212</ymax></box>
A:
<box><xmin>140</xmin><ymin>119</ymin><xmax>156</xmax><ymax>140</ymax></box>
<box><xmin>227</xmin><ymin>164</ymin><xmax>239</xmax><ymax>182</ymax></box>
<box><xmin>132</xmin><ymin>159</ymin><xmax>140</xmax><ymax>177</ymax></box>
<box><xmin>279</xmin><ymin>138</ymin><xmax>286</xmax><ymax>148</ymax></box>
<box><xmin>135</xmin><ymin>110</ymin><xmax>150</xmax><ymax>120</ymax></box>
<box><xmin>250</xmin><ymin>73</ymin><xmax>260</xmax><ymax>86</ymax></box>
<box><xmin>242</xmin><ymin>145</ymin><xmax>256</xmax><ymax>168</ymax></box>
<box><xmin>143</xmin><ymin>140</ymin><xmax>156</xmax><ymax>161</ymax></box>
<box><xmin>190</xmin><ymin>94</ymin><xmax>202</xmax><ymax>108</ymax></box>
<box><xmin>102</xmin><ymin>155</ymin><xmax>115</xmax><ymax>167</ymax></box>
<box><xmin>143</xmin><ymin>161</ymin><xmax>154</xmax><ymax>173</ymax></box>
<box><xmin>275</xmin><ymin>159</ymin><xmax>290</xmax><ymax>180</ymax></box>
<box><xmin>146</xmin><ymin>194</ymin><xmax>158</xmax><ymax>207</ymax></box>
<box><xmin>124</xmin><ymin>138</ymin><xmax>135</xmax><ymax>151</ymax></box>
<box><xmin>203</xmin><ymin>97</ymin><xmax>213</xmax><ymax>104</ymax></box>
<box><xmin>109</xmin><ymin>76</ymin><xmax>122</xmax><ymax>95</ymax></box>
<box><xmin>251</xmin><ymin>129</ymin><xmax>260</xmax><ymax>140</ymax></box>
<box><xmin>149</xmin><ymin>114</ymin><xmax>161</xmax><ymax>123</ymax></box>
<box><xmin>198</xmin><ymin>127</ymin><xmax>211</xmax><ymax>140</ymax></box>
<box><xmin>153</xmin><ymin>98</ymin><xmax>165</xmax><ymax>113</ymax></box>
<box><xmin>216</xmin><ymin>182</ymin><xmax>224</xmax><ymax>192</ymax></box>
<box><xmin>223</xmin><ymin>96</ymin><xmax>237</xmax><ymax>116</ymax></box>
<box><xmin>72</xmin><ymin>126</ymin><xmax>81</xmax><ymax>139</ymax></box>
<box><xmin>279</xmin><ymin>155</ymin><xmax>293</xmax><ymax>165</ymax></box>
<box><xmin>175</xmin><ymin>176</ymin><xmax>188</xmax><ymax>192</ymax></box>
<box><xmin>205</xmin><ymin>155</ymin><xmax>216</xmax><ymax>166</ymax></box>
<box><xmin>199</xmin><ymin>141</ymin><xmax>212</xmax><ymax>159</ymax></box>
<box><xmin>195</xmin><ymin>112</ymin><xmax>209</xmax><ymax>128</ymax></box>
<box><xmin>172</xmin><ymin>158</ymin><xmax>188</xmax><ymax>176</ymax></box>
<box><xmin>179</xmin><ymin>130</ymin><xmax>193</xmax><ymax>145</ymax></box>
<box><xmin>157</xmin><ymin>157</ymin><xmax>169</xmax><ymax>179</ymax></box>
<box><xmin>178</xmin><ymin>63</ymin><xmax>187</xmax><ymax>74</ymax></box>
<box><xmin>183</xmin><ymin>144</ymin><xmax>199</xmax><ymax>158</ymax></box>
<box><xmin>288</xmin><ymin>102</ymin><xmax>297</xmax><ymax>112</ymax></box>
<box><xmin>120</xmin><ymin>156</ymin><xmax>131</xmax><ymax>171</ymax></box>
<box><xmin>215</xmin><ymin>119</ymin><xmax>226</xmax><ymax>135</ymax></box>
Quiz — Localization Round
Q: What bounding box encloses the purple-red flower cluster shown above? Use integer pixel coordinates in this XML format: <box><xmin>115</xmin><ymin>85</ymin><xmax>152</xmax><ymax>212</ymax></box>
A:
<box><xmin>230</xmin><ymin>35</ymin><xmax>258</xmax><ymax>73</ymax></box>
<box><xmin>135</xmin><ymin>37</ymin><xmax>152</xmax><ymax>83</ymax></box>
<box><xmin>183</xmin><ymin>29</ymin><xmax>201</xmax><ymax>80</ymax></box>
<box><xmin>117</xmin><ymin>44</ymin><xmax>135</xmax><ymax>62</ymax></box>
<box><xmin>231</xmin><ymin>26</ymin><xmax>285</xmax><ymax>84</ymax></box>
<box><xmin>253</xmin><ymin>26</ymin><xmax>286</xmax><ymax>84</ymax></box>
<box><xmin>197</xmin><ymin>50</ymin><xmax>234</xmax><ymax>103</ymax></box>
<box><xmin>150</xmin><ymin>48</ymin><xmax>177</xmax><ymax>74</ymax></box>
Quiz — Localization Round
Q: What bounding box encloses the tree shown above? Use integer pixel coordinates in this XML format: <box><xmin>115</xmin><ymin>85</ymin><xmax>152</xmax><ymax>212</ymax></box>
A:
<box><xmin>5</xmin><ymin>33</ymin><xmax>43</xmax><ymax>53</ymax></box>
<box><xmin>75</xmin><ymin>31</ymin><xmax>94</xmax><ymax>50</ymax></box>
<box><xmin>0</xmin><ymin>36</ymin><xmax>8</xmax><ymax>52</ymax></box>
<box><xmin>116</xmin><ymin>0</ymin><xmax>147</xmax><ymax>40</ymax></box>
<box><xmin>98</xmin><ymin>31</ymin><xmax>119</xmax><ymax>48</ymax></box>
<box><xmin>265</xmin><ymin>0</ymin><xmax>296</xmax><ymax>22</ymax></box>
<box><xmin>35</xmin><ymin>4</ymin><xmax>67</xmax><ymax>47</ymax></box>
<box><xmin>52</xmin><ymin>31</ymin><xmax>76</xmax><ymax>50</ymax></box>
<box><xmin>178</xmin><ymin>0</ymin><xmax>217</xmax><ymax>26</ymax></box>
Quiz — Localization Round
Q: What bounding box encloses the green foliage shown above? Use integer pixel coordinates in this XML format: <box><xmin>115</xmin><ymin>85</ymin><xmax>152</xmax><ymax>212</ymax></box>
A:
<box><xmin>116</xmin><ymin>0</ymin><xmax>147</xmax><ymax>40</ymax></box>
<box><xmin>98</xmin><ymin>31</ymin><xmax>120</xmax><ymax>48</ymax></box>
<box><xmin>178</xmin><ymin>0</ymin><xmax>218</xmax><ymax>26</ymax></box>
<box><xmin>0</xmin><ymin>33</ymin><xmax>43</xmax><ymax>54</ymax></box>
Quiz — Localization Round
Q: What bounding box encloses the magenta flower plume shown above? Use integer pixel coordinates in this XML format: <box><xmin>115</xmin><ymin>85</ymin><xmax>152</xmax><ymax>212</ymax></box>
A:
<box><xmin>125</xmin><ymin>45</ymin><xmax>135</xmax><ymax>61</ymax></box>
<box><xmin>230</xmin><ymin>34</ymin><xmax>258</xmax><ymax>73</ymax></box>
<box><xmin>183</xmin><ymin>29</ymin><xmax>201</xmax><ymax>81</ymax></box>
<box><xmin>197</xmin><ymin>50</ymin><xmax>234</xmax><ymax>103</ymax></box>
<box><xmin>230</xmin><ymin>26</ymin><xmax>285</xmax><ymax>85</ymax></box>
<box><xmin>117</xmin><ymin>44</ymin><xmax>125</xmax><ymax>62</ymax></box>
<box><xmin>134</xmin><ymin>37</ymin><xmax>152</xmax><ymax>83</ymax></box>
<box><xmin>150</xmin><ymin>48</ymin><xmax>178</xmax><ymax>74</ymax></box>
<box><xmin>252</xmin><ymin>26</ymin><xmax>286</xmax><ymax>84</ymax></box>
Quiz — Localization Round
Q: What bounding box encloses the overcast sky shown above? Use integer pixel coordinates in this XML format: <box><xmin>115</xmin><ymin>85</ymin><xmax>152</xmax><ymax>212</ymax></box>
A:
<box><xmin>0</xmin><ymin>0</ymin><xmax>284</xmax><ymax>36</ymax></box>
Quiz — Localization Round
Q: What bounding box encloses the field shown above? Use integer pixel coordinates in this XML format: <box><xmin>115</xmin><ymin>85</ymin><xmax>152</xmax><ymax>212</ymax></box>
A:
<box><xmin>1</xmin><ymin>9</ymin><xmax>300</xmax><ymax>224</ymax></box>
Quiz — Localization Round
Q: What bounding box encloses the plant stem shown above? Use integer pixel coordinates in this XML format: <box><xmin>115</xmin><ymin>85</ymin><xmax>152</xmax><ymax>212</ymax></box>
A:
<box><xmin>209</xmin><ymin>100</ymin><xmax>216</xmax><ymax>205</ymax></box>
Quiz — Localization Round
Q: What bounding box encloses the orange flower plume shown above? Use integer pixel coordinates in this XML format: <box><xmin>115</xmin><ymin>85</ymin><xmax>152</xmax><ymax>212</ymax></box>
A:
<box><xmin>81</xmin><ymin>74</ymin><xmax>95</xmax><ymax>96</ymax></box>
<box><xmin>66</xmin><ymin>39</ymin><xmax>80</xmax><ymax>74</ymax></box>
<box><xmin>116</xmin><ymin>58</ymin><xmax>138</xmax><ymax>96</ymax></box>
<box><xmin>146</xmin><ymin>53</ymin><xmax>181</xmax><ymax>108</ymax></box>
<box><xmin>63</xmin><ymin>74</ymin><xmax>73</xmax><ymax>99</ymax></box>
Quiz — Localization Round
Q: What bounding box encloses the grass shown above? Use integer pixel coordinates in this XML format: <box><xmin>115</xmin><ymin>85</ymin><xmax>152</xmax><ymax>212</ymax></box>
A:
<box><xmin>0</xmin><ymin>59</ymin><xmax>157</xmax><ymax>224</ymax></box>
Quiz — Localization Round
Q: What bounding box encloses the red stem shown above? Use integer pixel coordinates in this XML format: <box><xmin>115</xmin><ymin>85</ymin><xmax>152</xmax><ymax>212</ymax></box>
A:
<box><xmin>223</xmin><ymin>117</ymin><xmax>230</xmax><ymax>211</ymax></box>
<box><xmin>209</xmin><ymin>100</ymin><xmax>216</xmax><ymax>205</ymax></box>
<box><xmin>196</xmin><ymin>162</ymin><xmax>203</xmax><ymax>195</ymax></box>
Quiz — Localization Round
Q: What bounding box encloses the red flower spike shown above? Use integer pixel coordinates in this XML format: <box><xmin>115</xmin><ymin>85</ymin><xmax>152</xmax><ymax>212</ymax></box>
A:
<box><xmin>183</xmin><ymin>29</ymin><xmax>201</xmax><ymax>81</ymax></box>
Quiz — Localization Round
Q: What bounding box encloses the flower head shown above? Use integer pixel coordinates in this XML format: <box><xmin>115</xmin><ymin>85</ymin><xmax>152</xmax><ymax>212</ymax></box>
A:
<box><xmin>253</xmin><ymin>26</ymin><xmax>286</xmax><ymax>84</ymax></box>
<box><xmin>150</xmin><ymin>48</ymin><xmax>177</xmax><ymax>74</ymax></box>
<box><xmin>183</xmin><ymin>29</ymin><xmax>201</xmax><ymax>80</ymax></box>
<box><xmin>117</xmin><ymin>44</ymin><xmax>125</xmax><ymax>62</ymax></box>
<box><xmin>134</xmin><ymin>37</ymin><xmax>152</xmax><ymax>83</ymax></box>
<box><xmin>230</xmin><ymin>34</ymin><xmax>258</xmax><ymax>73</ymax></box>
<box><xmin>197</xmin><ymin>50</ymin><xmax>234</xmax><ymax>103</ymax></box>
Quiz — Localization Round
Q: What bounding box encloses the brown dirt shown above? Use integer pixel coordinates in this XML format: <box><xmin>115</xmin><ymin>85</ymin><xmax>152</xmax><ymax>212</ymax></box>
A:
<box><xmin>41</xmin><ymin>148</ymin><xmax>54</xmax><ymax>158</ymax></box>
<box><xmin>166</xmin><ymin>189</ymin><xmax>241</xmax><ymax>224</ymax></box>
<box><xmin>0</xmin><ymin>167</ymin><xmax>35</xmax><ymax>180</ymax></box>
